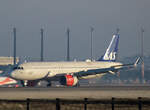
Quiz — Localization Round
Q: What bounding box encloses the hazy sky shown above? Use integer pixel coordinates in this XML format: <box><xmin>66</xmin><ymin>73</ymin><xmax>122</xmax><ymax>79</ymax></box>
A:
<box><xmin>0</xmin><ymin>0</ymin><xmax>150</xmax><ymax>61</ymax></box>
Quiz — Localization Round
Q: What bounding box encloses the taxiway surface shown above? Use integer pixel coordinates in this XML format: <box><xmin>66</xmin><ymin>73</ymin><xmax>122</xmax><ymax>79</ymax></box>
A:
<box><xmin>0</xmin><ymin>85</ymin><xmax>150</xmax><ymax>99</ymax></box>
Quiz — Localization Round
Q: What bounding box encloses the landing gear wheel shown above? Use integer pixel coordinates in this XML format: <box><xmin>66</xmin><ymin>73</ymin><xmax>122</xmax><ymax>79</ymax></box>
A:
<box><xmin>20</xmin><ymin>80</ymin><xmax>25</xmax><ymax>87</ymax></box>
<box><xmin>47</xmin><ymin>82</ymin><xmax>52</xmax><ymax>87</ymax></box>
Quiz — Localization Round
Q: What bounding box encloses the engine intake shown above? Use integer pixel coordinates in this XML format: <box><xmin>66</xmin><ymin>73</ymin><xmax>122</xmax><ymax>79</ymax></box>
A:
<box><xmin>60</xmin><ymin>75</ymin><xmax>78</xmax><ymax>86</ymax></box>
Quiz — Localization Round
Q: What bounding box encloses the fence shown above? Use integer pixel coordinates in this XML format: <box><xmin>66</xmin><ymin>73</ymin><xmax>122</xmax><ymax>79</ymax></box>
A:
<box><xmin>0</xmin><ymin>97</ymin><xmax>150</xmax><ymax>110</ymax></box>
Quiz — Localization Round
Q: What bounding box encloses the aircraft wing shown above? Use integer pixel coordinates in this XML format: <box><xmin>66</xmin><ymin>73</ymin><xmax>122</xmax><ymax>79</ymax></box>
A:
<box><xmin>0</xmin><ymin>76</ymin><xmax>18</xmax><ymax>86</ymax></box>
<box><xmin>74</xmin><ymin>57</ymin><xmax>140</xmax><ymax>78</ymax></box>
<box><xmin>74</xmin><ymin>67</ymin><xmax>117</xmax><ymax>77</ymax></box>
<box><xmin>52</xmin><ymin>57</ymin><xmax>140</xmax><ymax>79</ymax></box>
<box><xmin>52</xmin><ymin>67</ymin><xmax>117</xmax><ymax>78</ymax></box>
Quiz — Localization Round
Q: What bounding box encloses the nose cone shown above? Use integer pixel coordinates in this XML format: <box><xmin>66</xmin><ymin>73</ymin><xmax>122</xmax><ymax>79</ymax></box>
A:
<box><xmin>10</xmin><ymin>71</ymin><xmax>16</xmax><ymax>79</ymax></box>
<box><xmin>10</xmin><ymin>70</ymin><xmax>21</xmax><ymax>80</ymax></box>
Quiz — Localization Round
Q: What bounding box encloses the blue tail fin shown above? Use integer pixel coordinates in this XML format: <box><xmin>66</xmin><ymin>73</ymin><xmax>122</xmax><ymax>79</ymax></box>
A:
<box><xmin>98</xmin><ymin>34</ymin><xmax>119</xmax><ymax>62</ymax></box>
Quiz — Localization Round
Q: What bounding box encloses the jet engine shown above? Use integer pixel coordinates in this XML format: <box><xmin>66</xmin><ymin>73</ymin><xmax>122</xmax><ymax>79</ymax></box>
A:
<box><xmin>60</xmin><ymin>75</ymin><xmax>78</xmax><ymax>86</ymax></box>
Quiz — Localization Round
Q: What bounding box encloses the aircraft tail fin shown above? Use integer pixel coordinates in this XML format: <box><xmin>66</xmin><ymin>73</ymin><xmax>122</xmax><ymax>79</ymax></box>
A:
<box><xmin>98</xmin><ymin>33</ymin><xmax>119</xmax><ymax>62</ymax></box>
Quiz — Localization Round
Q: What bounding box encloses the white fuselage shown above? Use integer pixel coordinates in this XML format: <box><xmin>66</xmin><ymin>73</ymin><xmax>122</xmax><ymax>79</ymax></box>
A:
<box><xmin>10</xmin><ymin>61</ymin><xmax>122</xmax><ymax>80</ymax></box>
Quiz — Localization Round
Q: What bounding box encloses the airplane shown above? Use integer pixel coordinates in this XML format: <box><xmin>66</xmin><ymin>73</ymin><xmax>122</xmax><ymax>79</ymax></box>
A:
<box><xmin>8</xmin><ymin>32</ymin><xmax>140</xmax><ymax>87</ymax></box>
<box><xmin>0</xmin><ymin>76</ymin><xmax>18</xmax><ymax>87</ymax></box>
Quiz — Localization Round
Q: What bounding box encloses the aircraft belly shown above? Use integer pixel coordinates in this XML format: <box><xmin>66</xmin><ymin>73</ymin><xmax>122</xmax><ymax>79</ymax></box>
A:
<box><xmin>80</xmin><ymin>73</ymin><xmax>106</xmax><ymax>79</ymax></box>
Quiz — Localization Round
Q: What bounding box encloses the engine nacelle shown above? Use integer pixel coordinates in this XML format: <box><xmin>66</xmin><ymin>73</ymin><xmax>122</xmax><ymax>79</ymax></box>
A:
<box><xmin>60</xmin><ymin>75</ymin><xmax>78</xmax><ymax>86</ymax></box>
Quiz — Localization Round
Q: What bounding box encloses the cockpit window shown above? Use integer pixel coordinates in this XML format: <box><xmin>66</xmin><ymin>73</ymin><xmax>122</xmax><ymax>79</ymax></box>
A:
<box><xmin>13</xmin><ymin>67</ymin><xmax>24</xmax><ymax>70</ymax></box>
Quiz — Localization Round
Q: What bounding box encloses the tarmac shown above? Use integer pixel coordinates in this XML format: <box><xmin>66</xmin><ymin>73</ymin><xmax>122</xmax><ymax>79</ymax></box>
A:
<box><xmin>0</xmin><ymin>85</ymin><xmax>150</xmax><ymax>100</ymax></box>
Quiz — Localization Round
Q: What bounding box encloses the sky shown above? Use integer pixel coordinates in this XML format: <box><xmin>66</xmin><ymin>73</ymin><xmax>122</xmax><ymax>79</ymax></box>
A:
<box><xmin>0</xmin><ymin>0</ymin><xmax>150</xmax><ymax>61</ymax></box>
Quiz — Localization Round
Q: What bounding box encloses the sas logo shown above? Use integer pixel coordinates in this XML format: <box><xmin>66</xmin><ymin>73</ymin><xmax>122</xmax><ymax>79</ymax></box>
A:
<box><xmin>103</xmin><ymin>52</ymin><xmax>116</xmax><ymax>60</ymax></box>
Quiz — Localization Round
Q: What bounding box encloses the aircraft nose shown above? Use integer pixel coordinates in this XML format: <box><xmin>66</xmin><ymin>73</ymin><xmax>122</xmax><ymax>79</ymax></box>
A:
<box><xmin>10</xmin><ymin>71</ymin><xmax>16</xmax><ymax>78</ymax></box>
<box><xmin>10</xmin><ymin>70</ymin><xmax>24</xmax><ymax>80</ymax></box>
<box><xmin>10</xmin><ymin>70</ymin><xmax>19</xmax><ymax>79</ymax></box>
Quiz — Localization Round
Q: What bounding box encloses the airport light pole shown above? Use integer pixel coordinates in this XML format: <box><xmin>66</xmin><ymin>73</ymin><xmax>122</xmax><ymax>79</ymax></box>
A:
<box><xmin>13</xmin><ymin>27</ymin><xmax>16</xmax><ymax>66</ymax></box>
<box><xmin>40</xmin><ymin>28</ymin><xmax>44</xmax><ymax>62</ymax></box>
<box><xmin>116</xmin><ymin>28</ymin><xmax>120</xmax><ymax>60</ymax></box>
<box><xmin>66</xmin><ymin>28</ymin><xmax>70</xmax><ymax>61</ymax></box>
<box><xmin>116</xmin><ymin>28</ymin><xmax>120</xmax><ymax>35</ymax></box>
<box><xmin>90</xmin><ymin>27</ymin><xmax>94</xmax><ymax>61</ymax></box>
<box><xmin>141</xmin><ymin>27</ymin><xmax>145</xmax><ymax>83</ymax></box>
